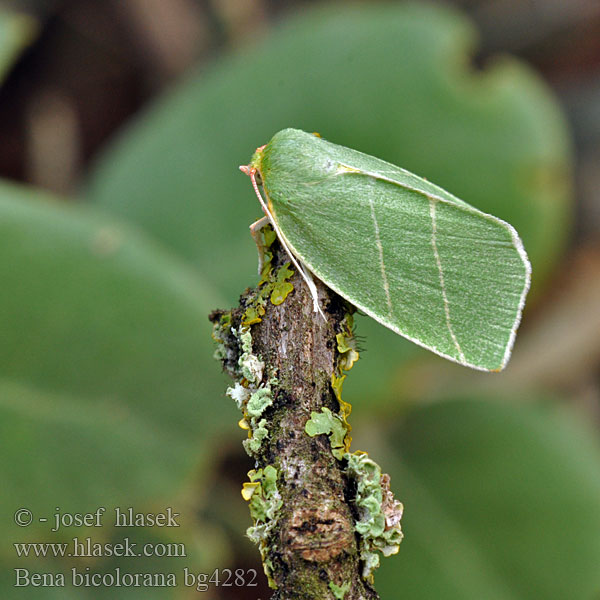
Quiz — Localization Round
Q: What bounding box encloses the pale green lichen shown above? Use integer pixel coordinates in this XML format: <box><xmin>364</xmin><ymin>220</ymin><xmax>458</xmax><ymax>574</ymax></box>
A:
<box><xmin>237</xmin><ymin>328</ymin><xmax>264</xmax><ymax>384</ymax></box>
<box><xmin>246</xmin><ymin>465</ymin><xmax>281</xmax><ymax>523</ymax></box>
<box><xmin>211</xmin><ymin>311</ymin><xmax>234</xmax><ymax>363</ymax></box>
<box><xmin>305</xmin><ymin>407</ymin><xmax>348</xmax><ymax>460</ymax></box>
<box><xmin>243</xmin><ymin>418</ymin><xmax>269</xmax><ymax>455</ymax></box>
<box><xmin>328</xmin><ymin>580</ymin><xmax>351</xmax><ymax>599</ymax></box>
<box><xmin>219</xmin><ymin>325</ymin><xmax>274</xmax><ymax>456</ymax></box>
<box><xmin>243</xmin><ymin>465</ymin><xmax>282</xmax><ymax>588</ymax></box>
<box><xmin>212</xmin><ymin>340</ymin><xmax>227</xmax><ymax>362</ymax></box>
<box><xmin>246</xmin><ymin>387</ymin><xmax>273</xmax><ymax>418</ymax></box>
<box><xmin>242</xmin><ymin>380</ymin><xmax>277</xmax><ymax>456</ymax></box>
<box><xmin>345</xmin><ymin>452</ymin><xmax>404</xmax><ymax>580</ymax></box>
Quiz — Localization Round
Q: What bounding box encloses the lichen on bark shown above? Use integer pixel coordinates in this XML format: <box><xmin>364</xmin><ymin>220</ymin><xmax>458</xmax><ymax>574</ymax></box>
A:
<box><xmin>209</xmin><ymin>227</ymin><xmax>402</xmax><ymax>599</ymax></box>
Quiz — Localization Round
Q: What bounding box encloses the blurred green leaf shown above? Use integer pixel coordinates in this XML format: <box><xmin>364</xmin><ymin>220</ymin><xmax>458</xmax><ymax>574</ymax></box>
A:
<box><xmin>2</xmin><ymin>380</ymin><xmax>191</xmax><ymax>537</ymax></box>
<box><xmin>85</xmin><ymin>3</ymin><xmax>573</xmax><ymax>406</ymax></box>
<box><xmin>0</xmin><ymin>181</ymin><xmax>236</xmax><ymax>538</ymax></box>
<box><xmin>0</xmin><ymin>8</ymin><xmax>37</xmax><ymax>83</ymax></box>
<box><xmin>377</xmin><ymin>398</ymin><xmax>600</xmax><ymax>599</ymax></box>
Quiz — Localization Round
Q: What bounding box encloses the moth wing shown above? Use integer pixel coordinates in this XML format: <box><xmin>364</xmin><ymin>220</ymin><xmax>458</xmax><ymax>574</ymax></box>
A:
<box><xmin>269</xmin><ymin>170</ymin><xmax>530</xmax><ymax>371</ymax></box>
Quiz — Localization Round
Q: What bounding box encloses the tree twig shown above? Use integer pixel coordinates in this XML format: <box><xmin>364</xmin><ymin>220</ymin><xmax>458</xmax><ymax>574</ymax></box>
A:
<box><xmin>210</xmin><ymin>229</ymin><xmax>402</xmax><ymax>599</ymax></box>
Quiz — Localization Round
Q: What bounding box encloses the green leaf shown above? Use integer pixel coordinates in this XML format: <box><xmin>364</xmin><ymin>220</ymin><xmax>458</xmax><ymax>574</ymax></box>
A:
<box><xmin>85</xmin><ymin>4</ymin><xmax>572</xmax><ymax>401</ymax></box>
<box><xmin>376</xmin><ymin>399</ymin><xmax>600</xmax><ymax>599</ymax></box>
<box><xmin>0</xmin><ymin>181</ymin><xmax>236</xmax><ymax>537</ymax></box>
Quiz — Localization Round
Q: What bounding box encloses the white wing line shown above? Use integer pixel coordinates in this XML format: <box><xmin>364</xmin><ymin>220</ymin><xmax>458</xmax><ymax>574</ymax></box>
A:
<box><xmin>368</xmin><ymin>196</ymin><xmax>393</xmax><ymax>319</ymax></box>
<box><xmin>429</xmin><ymin>199</ymin><xmax>466</xmax><ymax>363</ymax></box>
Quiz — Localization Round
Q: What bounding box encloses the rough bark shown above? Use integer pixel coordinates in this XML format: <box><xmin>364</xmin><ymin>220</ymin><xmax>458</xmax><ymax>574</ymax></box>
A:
<box><xmin>210</xmin><ymin>237</ymin><xmax>379</xmax><ymax>599</ymax></box>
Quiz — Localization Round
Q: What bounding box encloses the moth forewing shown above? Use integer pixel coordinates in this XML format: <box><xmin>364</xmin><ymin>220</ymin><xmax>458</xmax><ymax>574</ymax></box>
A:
<box><xmin>242</xmin><ymin>128</ymin><xmax>531</xmax><ymax>372</ymax></box>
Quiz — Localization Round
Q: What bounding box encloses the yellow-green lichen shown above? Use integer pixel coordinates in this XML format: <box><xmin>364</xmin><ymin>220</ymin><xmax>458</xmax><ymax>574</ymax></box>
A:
<box><xmin>329</xmin><ymin>580</ymin><xmax>351</xmax><ymax>599</ymax></box>
<box><xmin>263</xmin><ymin>225</ymin><xmax>277</xmax><ymax>246</ymax></box>
<box><xmin>329</xmin><ymin>310</ymin><xmax>360</xmax><ymax>452</ymax></box>
<box><xmin>270</xmin><ymin>262</ymin><xmax>295</xmax><ymax>305</ymax></box>
<box><xmin>331</xmin><ymin>372</ymin><xmax>346</xmax><ymax>401</ymax></box>
<box><xmin>242</xmin><ymin>288</ymin><xmax>267</xmax><ymax>329</ymax></box>
<box><xmin>336</xmin><ymin>314</ymin><xmax>360</xmax><ymax>372</ymax></box>
<box><xmin>242</xmin><ymin>304</ymin><xmax>265</xmax><ymax>326</ymax></box>
<box><xmin>331</xmin><ymin>373</ymin><xmax>352</xmax><ymax>452</ymax></box>
<box><xmin>258</xmin><ymin>225</ymin><xmax>277</xmax><ymax>282</ymax></box>
<box><xmin>241</xmin><ymin>480</ymin><xmax>260</xmax><ymax>501</ymax></box>
<box><xmin>242</xmin><ymin>225</ymin><xmax>295</xmax><ymax>325</ymax></box>
<box><xmin>304</xmin><ymin>407</ymin><xmax>348</xmax><ymax>460</ymax></box>
<box><xmin>345</xmin><ymin>452</ymin><xmax>404</xmax><ymax>581</ymax></box>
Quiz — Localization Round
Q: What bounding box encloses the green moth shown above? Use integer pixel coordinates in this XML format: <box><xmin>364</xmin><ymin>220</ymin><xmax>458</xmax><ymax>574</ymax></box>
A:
<box><xmin>240</xmin><ymin>128</ymin><xmax>530</xmax><ymax>372</ymax></box>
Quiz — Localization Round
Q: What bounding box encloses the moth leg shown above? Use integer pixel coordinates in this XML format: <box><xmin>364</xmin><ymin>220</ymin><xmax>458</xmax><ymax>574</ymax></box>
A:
<box><xmin>249</xmin><ymin>216</ymin><xmax>270</xmax><ymax>275</ymax></box>
<box><xmin>273</xmin><ymin>230</ymin><xmax>326</xmax><ymax>321</ymax></box>
<box><xmin>297</xmin><ymin>262</ymin><xmax>326</xmax><ymax>321</ymax></box>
